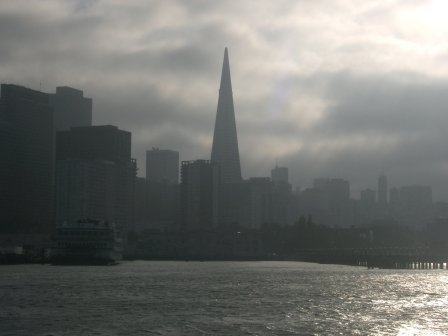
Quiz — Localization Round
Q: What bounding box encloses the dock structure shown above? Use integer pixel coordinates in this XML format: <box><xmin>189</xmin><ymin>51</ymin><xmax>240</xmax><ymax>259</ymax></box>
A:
<box><xmin>294</xmin><ymin>247</ymin><xmax>448</xmax><ymax>269</ymax></box>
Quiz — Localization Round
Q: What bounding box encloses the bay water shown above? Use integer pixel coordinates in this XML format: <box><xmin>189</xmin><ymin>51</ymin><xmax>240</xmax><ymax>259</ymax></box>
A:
<box><xmin>1</xmin><ymin>261</ymin><xmax>447</xmax><ymax>335</ymax></box>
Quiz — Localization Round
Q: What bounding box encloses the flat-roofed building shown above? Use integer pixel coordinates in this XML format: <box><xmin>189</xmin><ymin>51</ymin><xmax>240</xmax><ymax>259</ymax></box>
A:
<box><xmin>181</xmin><ymin>160</ymin><xmax>220</xmax><ymax>231</ymax></box>
<box><xmin>146</xmin><ymin>148</ymin><xmax>179</xmax><ymax>184</ymax></box>
<box><xmin>55</xmin><ymin>125</ymin><xmax>136</xmax><ymax>232</ymax></box>
<box><xmin>49</xmin><ymin>86</ymin><xmax>92</xmax><ymax>132</ymax></box>
<box><xmin>0</xmin><ymin>84</ymin><xmax>54</xmax><ymax>234</ymax></box>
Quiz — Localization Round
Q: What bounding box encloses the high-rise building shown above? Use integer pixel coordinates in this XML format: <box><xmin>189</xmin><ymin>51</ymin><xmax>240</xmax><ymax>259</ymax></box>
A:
<box><xmin>146</xmin><ymin>180</ymin><xmax>180</xmax><ymax>230</ymax></box>
<box><xmin>377</xmin><ymin>174</ymin><xmax>388</xmax><ymax>206</ymax></box>
<box><xmin>300</xmin><ymin>187</ymin><xmax>327</xmax><ymax>225</ymax></box>
<box><xmin>49</xmin><ymin>86</ymin><xmax>92</xmax><ymax>132</ymax></box>
<box><xmin>389</xmin><ymin>187</ymin><xmax>400</xmax><ymax>206</ymax></box>
<box><xmin>55</xmin><ymin>125</ymin><xmax>136</xmax><ymax>231</ymax></box>
<box><xmin>0</xmin><ymin>107</ymin><xmax>17</xmax><ymax>230</ymax></box>
<box><xmin>357</xmin><ymin>188</ymin><xmax>376</xmax><ymax>226</ymax></box>
<box><xmin>219</xmin><ymin>181</ymin><xmax>250</xmax><ymax>227</ymax></box>
<box><xmin>312</xmin><ymin>178</ymin><xmax>351</xmax><ymax>227</ymax></box>
<box><xmin>144</xmin><ymin>149</ymin><xmax>180</xmax><ymax>230</ymax></box>
<box><xmin>211</xmin><ymin>48</ymin><xmax>242</xmax><ymax>183</ymax></box>
<box><xmin>133</xmin><ymin>177</ymin><xmax>150</xmax><ymax>231</ymax></box>
<box><xmin>57</xmin><ymin>125</ymin><xmax>131</xmax><ymax>163</ymax></box>
<box><xmin>55</xmin><ymin>158</ymin><xmax>116</xmax><ymax>225</ymax></box>
<box><xmin>180</xmin><ymin>160</ymin><xmax>220</xmax><ymax>231</ymax></box>
<box><xmin>360</xmin><ymin>188</ymin><xmax>376</xmax><ymax>205</ymax></box>
<box><xmin>247</xmin><ymin>177</ymin><xmax>273</xmax><ymax>229</ymax></box>
<box><xmin>271</xmin><ymin>165</ymin><xmax>289</xmax><ymax>184</ymax></box>
<box><xmin>390</xmin><ymin>185</ymin><xmax>433</xmax><ymax>228</ymax></box>
<box><xmin>270</xmin><ymin>165</ymin><xmax>297</xmax><ymax>226</ymax></box>
<box><xmin>146</xmin><ymin>148</ymin><xmax>179</xmax><ymax>184</ymax></box>
<box><xmin>219</xmin><ymin>175</ymin><xmax>297</xmax><ymax>229</ymax></box>
<box><xmin>0</xmin><ymin>84</ymin><xmax>54</xmax><ymax>234</ymax></box>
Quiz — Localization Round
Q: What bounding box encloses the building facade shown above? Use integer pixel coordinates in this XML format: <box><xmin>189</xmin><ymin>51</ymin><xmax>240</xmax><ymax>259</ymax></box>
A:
<box><xmin>55</xmin><ymin>125</ymin><xmax>136</xmax><ymax>231</ymax></box>
<box><xmin>49</xmin><ymin>86</ymin><xmax>92</xmax><ymax>132</ymax></box>
<box><xmin>377</xmin><ymin>174</ymin><xmax>388</xmax><ymax>206</ymax></box>
<box><xmin>146</xmin><ymin>148</ymin><xmax>179</xmax><ymax>184</ymax></box>
<box><xmin>0</xmin><ymin>84</ymin><xmax>54</xmax><ymax>234</ymax></box>
<box><xmin>299</xmin><ymin>178</ymin><xmax>351</xmax><ymax>227</ymax></box>
<box><xmin>389</xmin><ymin>185</ymin><xmax>433</xmax><ymax>228</ymax></box>
<box><xmin>271</xmin><ymin>166</ymin><xmax>289</xmax><ymax>184</ymax></box>
<box><xmin>181</xmin><ymin>160</ymin><xmax>220</xmax><ymax>231</ymax></box>
<box><xmin>55</xmin><ymin>159</ymin><xmax>116</xmax><ymax>226</ymax></box>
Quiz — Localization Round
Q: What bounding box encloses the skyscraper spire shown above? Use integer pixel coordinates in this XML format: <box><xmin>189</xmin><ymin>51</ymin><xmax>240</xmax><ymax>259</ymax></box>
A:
<box><xmin>211</xmin><ymin>47</ymin><xmax>242</xmax><ymax>183</ymax></box>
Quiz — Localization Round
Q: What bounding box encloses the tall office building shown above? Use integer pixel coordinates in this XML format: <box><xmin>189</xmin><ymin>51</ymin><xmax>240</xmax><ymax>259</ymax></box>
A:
<box><xmin>357</xmin><ymin>188</ymin><xmax>377</xmax><ymax>226</ymax></box>
<box><xmin>378</xmin><ymin>174</ymin><xmax>388</xmax><ymax>206</ymax></box>
<box><xmin>390</xmin><ymin>185</ymin><xmax>433</xmax><ymax>228</ymax></box>
<box><xmin>0</xmin><ymin>103</ymin><xmax>17</xmax><ymax>230</ymax></box>
<box><xmin>55</xmin><ymin>158</ymin><xmax>116</xmax><ymax>225</ymax></box>
<box><xmin>0</xmin><ymin>84</ymin><xmax>54</xmax><ymax>234</ymax></box>
<box><xmin>57</xmin><ymin>125</ymin><xmax>131</xmax><ymax>163</ymax></box>
<box><xmin>312</xmin><ymin>178</ymin><xmax>351</xmax><ymax>227</ymax></box>
<box><xmin>219</xmin><ymin>175</ymin><xmax>296</xmax><ymax>229</ymax></box>
<box><xmin>181</xmin><ymin>160</ymin><xmax>220</xmax><ymax>230</ymax></box>
<box><xmin>300</xmin><ymin>187</ymin><xmax>327</xmax><ymax>226</ymax></box>
<box><xmin>389</xmin><ymin>187</ymin><xmax>400</xmax><ymax>206</ymax></box>
<box><xmin>49</xmin><ymin>86</ymin><xmax>92</xmax><ymax>132</ymax></box>
<box><xmin>271</xmin><ymin>165</ymin><xmax>289</xmax><ymax>184</ymax></box>
<box><xmin>144</xmin><ymin>149</ymin><xmax>180</xmax><ymax>230</ymax></box>
<box><xmin>247</xmin><ymin>177</ymin><xmax>274</xmax><ymax>229</ymax></box>
<box><xmin>270</xmin><ymin>165</ymin><xmax>297</xmax><ymax>226</ymax></box>
<box><xmin>211</xmin><ymin>48</ymin><xmax>242</xmax><ymax>183</ymax></box>
<box><xmin>146</xmin><ymin>148</ymin><xmax>179</xmax><ymax>184</ymax></box>
<box><xmin>55</xmin><ymin>125</ymin><xmax>136</xmax><ymax>231</ymax></box>
<box><xmin>360</xmin><ymin>189</ymin><xmax>376</xmax><ymax>204</ymax></box>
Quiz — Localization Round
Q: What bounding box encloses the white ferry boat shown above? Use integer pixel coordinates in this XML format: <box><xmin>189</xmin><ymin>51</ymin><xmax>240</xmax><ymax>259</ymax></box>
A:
<box><xmin>51</xmin><ymin>219</ymin><xmax>123</xmax><ymax>265</ymax></box>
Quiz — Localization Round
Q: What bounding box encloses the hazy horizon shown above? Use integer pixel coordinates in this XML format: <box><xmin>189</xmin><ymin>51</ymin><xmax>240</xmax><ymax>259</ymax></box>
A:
<box><xmin>2</xmin><ymin>1</ymin><xmax>448</xmax><ymax>200</ymax></box>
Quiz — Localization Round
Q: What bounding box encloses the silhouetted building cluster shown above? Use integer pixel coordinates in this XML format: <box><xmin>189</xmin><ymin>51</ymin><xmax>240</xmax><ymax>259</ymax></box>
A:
<box><xmin>300</xmin><ymin>178</ymin><xmax>351</xmax><ymax>228</ymax></box>
<box><xmin>291</xmin><ymin>174</ymin><xmax>437</xmax><ymax>230</ymax></box>
<box><xmin>2</xmin><ymin>48</ymin><xmax>448</xmax><ymax>262</ymax></box>
<box><xmin>0</xmin><ymin>83</ymin><xmax>136</xmax><ymax>255</ymax></box>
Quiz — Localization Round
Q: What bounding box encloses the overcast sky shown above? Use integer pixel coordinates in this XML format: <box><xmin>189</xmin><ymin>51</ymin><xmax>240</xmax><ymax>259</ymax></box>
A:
<box><xmin>2</xmin><ymin>0</ymin><xmax>448</xmax><ymax>199</ymax></box>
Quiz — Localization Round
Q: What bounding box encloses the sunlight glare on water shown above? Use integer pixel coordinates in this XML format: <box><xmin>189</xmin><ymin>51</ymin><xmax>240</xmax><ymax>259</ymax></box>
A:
<box><xmin>1</xmin><ymin>261</ymin><xmax>448</xmax><ymax>335</ymax></box>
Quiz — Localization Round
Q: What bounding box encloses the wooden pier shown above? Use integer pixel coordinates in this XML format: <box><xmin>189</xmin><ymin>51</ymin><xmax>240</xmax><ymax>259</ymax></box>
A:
<box><xmin>294</xmin><ymin>247</ymin><xmax>448</xmax><ymax>269</ymax></box>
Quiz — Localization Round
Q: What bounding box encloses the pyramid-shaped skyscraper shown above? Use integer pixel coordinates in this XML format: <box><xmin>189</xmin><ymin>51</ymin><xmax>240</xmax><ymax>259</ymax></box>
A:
<box><xmin>211</xmin><ymin>48</ymin><xmax>242</xmax><ymax>183</ymax></box>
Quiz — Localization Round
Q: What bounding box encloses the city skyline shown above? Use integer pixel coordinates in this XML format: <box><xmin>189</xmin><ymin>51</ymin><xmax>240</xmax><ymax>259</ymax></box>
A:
<box><xmin>3</xmin><ymin>4</ymin><xmax>448</xmax><ymax>334</ymax></box>
<box><xmin>3</xmin><ymin>1</ymin><xmax>448</xmax><ymax>199</ymax></box>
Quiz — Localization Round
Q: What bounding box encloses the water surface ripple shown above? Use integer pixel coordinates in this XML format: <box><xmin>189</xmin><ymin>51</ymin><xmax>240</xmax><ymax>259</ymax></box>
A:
<box><xmin>1</xmin><ymin>261</ymin><xmax>447</xmax><ymax>335</ymax></box>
